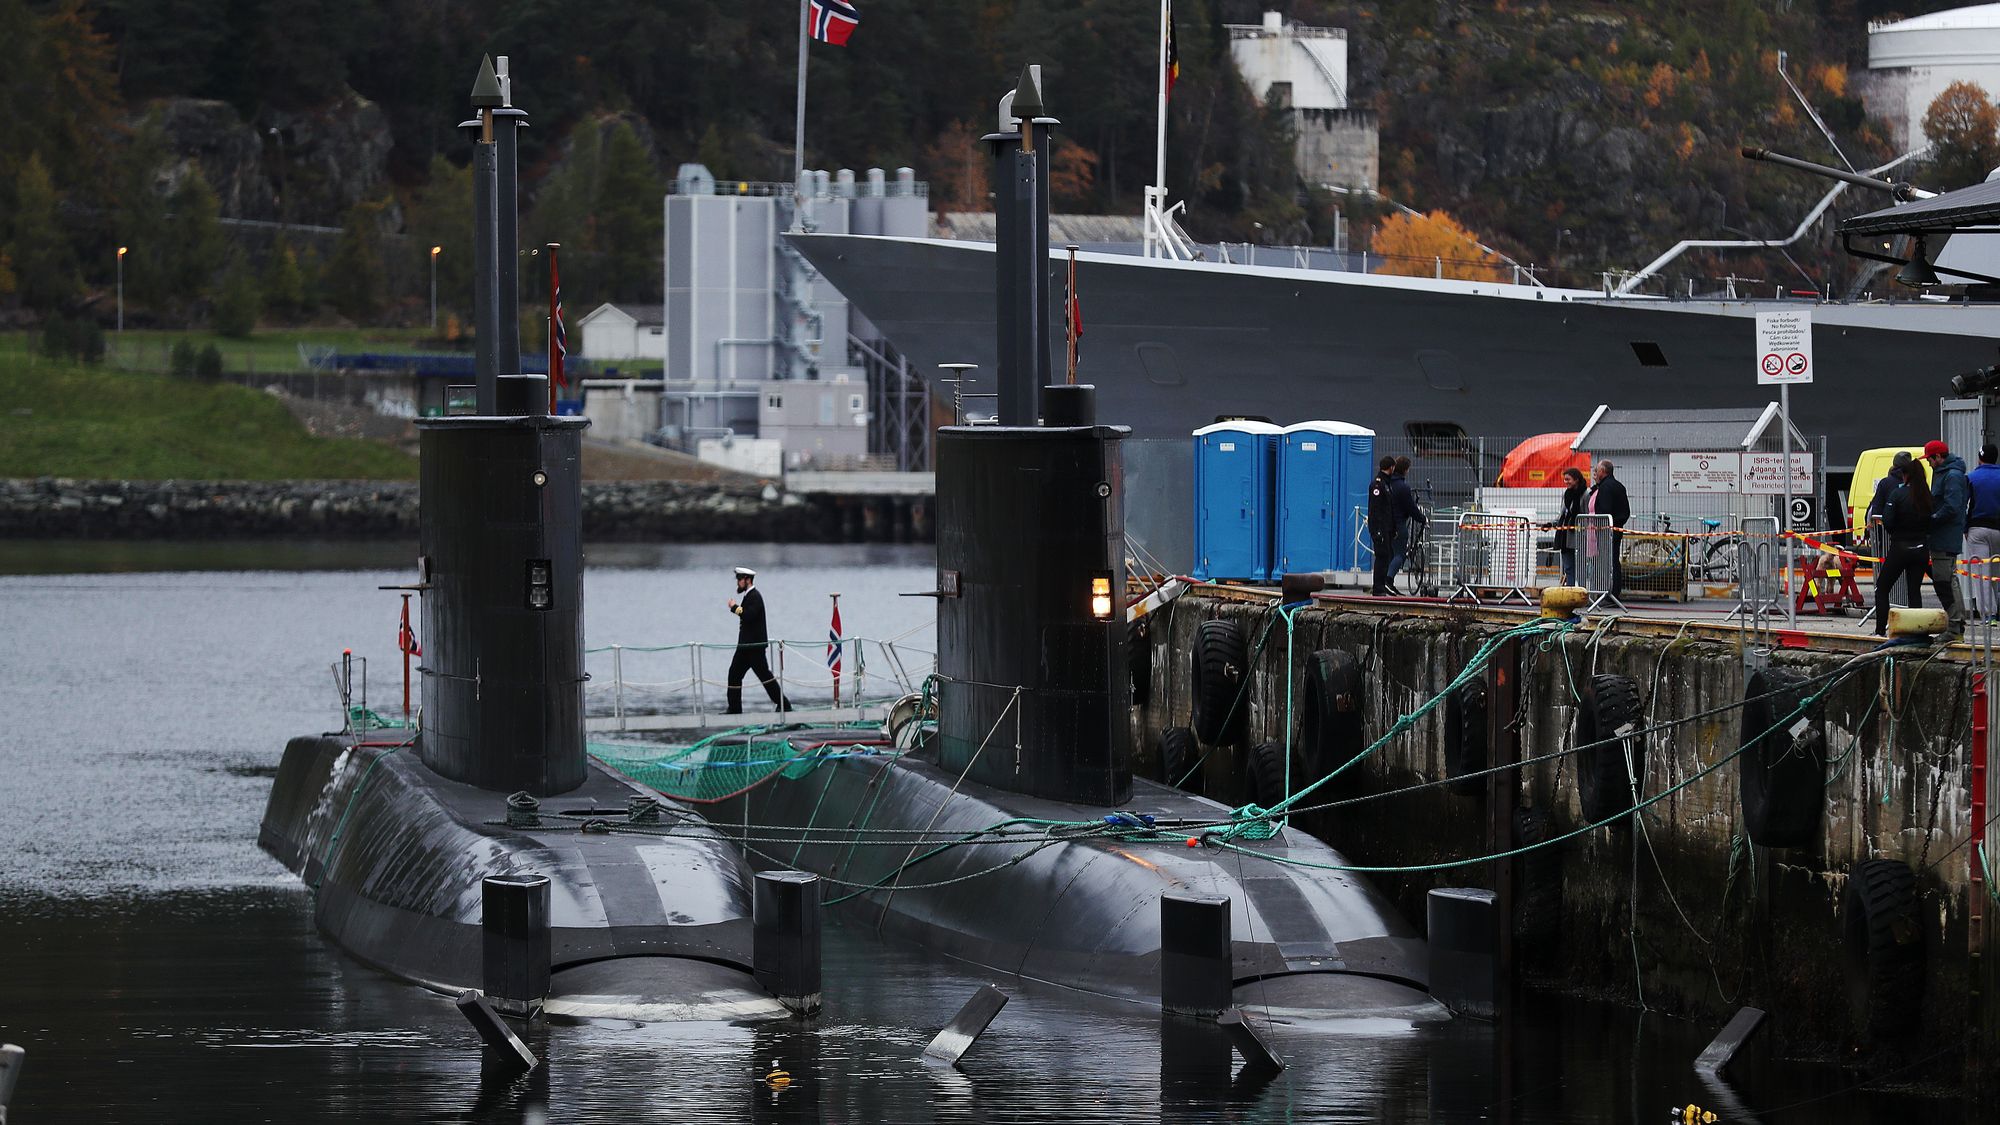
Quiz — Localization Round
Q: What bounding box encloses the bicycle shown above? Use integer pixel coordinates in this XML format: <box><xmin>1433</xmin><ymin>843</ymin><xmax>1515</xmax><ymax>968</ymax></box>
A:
<box><xmin>1399</xmin><ymin>517</ymin><xmax>1440</xmax><ymax>597</ymax></box>
<box><xmin>1654</xmin><ymin>513</ymin><xmax>1743</xmax><ymax>584</ymax></box>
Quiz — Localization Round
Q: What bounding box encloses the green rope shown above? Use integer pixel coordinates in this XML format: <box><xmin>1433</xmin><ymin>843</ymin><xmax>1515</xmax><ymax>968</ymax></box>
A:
<box><xmin>1207</xmin><ymin>654</ymin><xmax>1873</xmax><ymax>873</ymax></box>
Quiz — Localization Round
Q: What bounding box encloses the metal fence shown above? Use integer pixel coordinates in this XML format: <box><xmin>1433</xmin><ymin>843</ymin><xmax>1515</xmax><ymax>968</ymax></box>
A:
<box><xmin>584</xmin><ymin>636</ymin><xmax>936</xmax><ymax>730</ymax></box>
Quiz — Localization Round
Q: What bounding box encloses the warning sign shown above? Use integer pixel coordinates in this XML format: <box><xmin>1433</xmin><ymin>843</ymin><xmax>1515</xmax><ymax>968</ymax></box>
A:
<box><xmin>1755</xmin><ymin>310</ymin><xmax>1813</xmax><ymax>385</ymax></box>
<box><xmin>1667</xmin><ymin>452</ymin><xmax>1741</xmax><ymax>493</ymax></box>
<box><xmin>1742</xmin><ymin>451</ymin><xmax>1815</xmax><ymax>495</ymax></box>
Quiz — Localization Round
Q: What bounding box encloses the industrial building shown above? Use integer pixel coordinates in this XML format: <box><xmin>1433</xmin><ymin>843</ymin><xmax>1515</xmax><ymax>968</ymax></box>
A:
<box><xmin>1226</xmin><ymin>11</ymin><xmax>1378</xmax><ymax>191</ymax></box>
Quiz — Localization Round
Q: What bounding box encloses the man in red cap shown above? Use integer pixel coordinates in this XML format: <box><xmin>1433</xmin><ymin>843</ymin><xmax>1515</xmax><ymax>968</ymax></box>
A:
<box><xmin>1925</xmin><ymin>439</ymin><xmax>1969</xmax><ymax>636</ymax></box>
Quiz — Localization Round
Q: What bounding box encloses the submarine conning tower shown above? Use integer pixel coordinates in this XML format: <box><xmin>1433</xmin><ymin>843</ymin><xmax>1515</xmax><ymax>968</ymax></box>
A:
<box><xmin>419</xmin><ymin>55</ymin><xmax>589</xmax><ymax>797</ymax></box>
<box><xmin>935</xmin><ymin>66</ymin><xmax>1132</xmax><ymax>807</ymax></box>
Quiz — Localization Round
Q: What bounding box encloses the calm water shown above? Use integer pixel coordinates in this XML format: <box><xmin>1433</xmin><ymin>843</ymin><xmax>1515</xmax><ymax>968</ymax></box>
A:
<box><xmin>0</xmin><ymin>540</ymin><xmax>1966</xmax><ymax>1122</ymax></box>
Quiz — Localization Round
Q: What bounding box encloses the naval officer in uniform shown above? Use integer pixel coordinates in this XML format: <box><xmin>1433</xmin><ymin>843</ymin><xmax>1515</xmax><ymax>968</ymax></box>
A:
<box><xmin>725</xmin><ymin>566</ymin><xmax>790</xmax><ymax>714</ymax></box>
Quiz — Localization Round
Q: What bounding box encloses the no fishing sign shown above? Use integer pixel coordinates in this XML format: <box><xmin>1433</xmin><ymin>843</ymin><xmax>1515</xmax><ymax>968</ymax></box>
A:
<box><xmin>1755</xmin><ymin>309</ymin><xmax>1813</xmax><ymax>385</ymax></box>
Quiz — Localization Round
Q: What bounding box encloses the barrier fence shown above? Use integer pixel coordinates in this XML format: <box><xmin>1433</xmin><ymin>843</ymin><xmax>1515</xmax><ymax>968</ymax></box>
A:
<box><xmin>585</xmin><ymin>636</ymin><xmax>937</xmax><ymax>730</ymax></box>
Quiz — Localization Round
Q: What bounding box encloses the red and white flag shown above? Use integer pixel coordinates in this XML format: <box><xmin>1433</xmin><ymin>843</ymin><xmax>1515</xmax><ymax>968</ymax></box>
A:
<box><xmin>547</xmin><ymin>243</ymin><xmax>567</xmax><ymax>408</ymax></box>
<box><xmin>808</xmin><ymin>0</ymin><xmax>859</xmax><ymax>45</ymax></box>
<box><xmin>826</xmin><ymin>596</ymin><xmax>844</xmax><ymax>705</ymax></box>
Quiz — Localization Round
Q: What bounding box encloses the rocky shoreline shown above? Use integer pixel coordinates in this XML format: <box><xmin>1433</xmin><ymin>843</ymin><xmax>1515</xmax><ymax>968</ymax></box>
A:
<box><xmin>0</xmin><ymin>478</ymin><xmax>868</xmax><ymax>541</ymax></box>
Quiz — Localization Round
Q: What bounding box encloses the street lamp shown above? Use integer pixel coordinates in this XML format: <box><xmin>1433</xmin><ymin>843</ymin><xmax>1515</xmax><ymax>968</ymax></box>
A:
<box><xmin>429</xmin><ymin>246</ymin><xmax>441</xmax><ymax>332</ymax></box>
<box><xmin>116</xmin><ymin>246</ymin><xmax>127</xmax><ymax>336</ymax></box>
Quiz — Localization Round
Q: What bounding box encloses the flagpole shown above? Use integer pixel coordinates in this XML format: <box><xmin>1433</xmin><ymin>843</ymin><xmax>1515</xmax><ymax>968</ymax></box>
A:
<box><xmin>1148</xmin><ymin>0</ymin><xmax>1169</xmax><ymax>257</ymax></box>
<box><xmin>794</xmin><ymin>0</ymin><xmax>810</xmax><ymax>213</ymax></box>
<box><xmin>1065</xmin><ymin>244</ymin><xmax>1079</xmax><ymax>384</ymax></box>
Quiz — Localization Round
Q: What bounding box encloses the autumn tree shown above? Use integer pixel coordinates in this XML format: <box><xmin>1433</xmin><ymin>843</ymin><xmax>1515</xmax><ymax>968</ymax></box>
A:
<box><xmin>1923</xmin><ymin>81</ymin><xmax>2000</xmax><ymax>190</ymax></box>
<box><xmin>1050</xmin><ymin>140</ymin><xmax>1100</xmax><ymax>209</ymax></box>
<box><xmin>922</xmin><ymin>120</ymin><xmax>990</xmax><ymax>213</ymax></box>
<box><xmin>1370</xmin><ymin>211</ymin><xmax>1505</xmax><ymax>282</ymax></box>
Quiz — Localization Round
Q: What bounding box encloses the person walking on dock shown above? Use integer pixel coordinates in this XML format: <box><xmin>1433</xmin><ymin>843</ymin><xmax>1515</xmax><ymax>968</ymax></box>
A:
<box><xmin>1924</xmin><ymin>440</ymin><xmax>1969</xmax><ymax>636</ymax></box>
<box><xmin>725</xmin><ymin>566</ymin><xmax>790</xmax><ymax>714</ymax></box>
<box><xmin>1967</xmin><ymin>444</ymin><xmax>2000</xmax><ymax>622</ymax></box>
<box><xmin>1385</xmin><ymin>455</ymin><xmax>1427</xmax><ymax>586</ymax></box>
<box><xmin>1872</xmin><ymin>464</ymin><xmax>1932</xmax><ymax>637</ymax></box>
<box><xmin>1549</xmin><ymin>466</ymin><xmax>1587</xmax><ymax>586</ymax></box>
<box><xmin>1585</xmin><ymin>460</ymin><xmax>1631</xmax><ymax>596</ymax></box>
<box><xmin>1367</xmin><ymin>457</ymin><xmax>1398</xmax><ymax>595</ymax></box>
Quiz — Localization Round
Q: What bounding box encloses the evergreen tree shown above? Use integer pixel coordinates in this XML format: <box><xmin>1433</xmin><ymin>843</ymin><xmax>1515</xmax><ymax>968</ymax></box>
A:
<box><xmin>213</xmin><ymin>250</ymin><xmax>261</xmax><ymax>337</ymax></box>
<box><xmin>262</xmin><ymin>237</ymin><xmax>306</xmax><ymax>321</ymax></box>
<box><xmin>8</xmin><ymin>154</ymin><xmax>81</xmax><ymax>311</ymax></box>
<box><xmin>328</xmin><ymin>198</ymin><xmax>389</xmax><ymax>322</ymax></box>
<box><xmin>160</xmin><ymin>167</ymin><xmax>223</xmax><ymax>319</ymax></box>
<box><xmin>595</xmin><ymin>121</ymin><xmax>663</xmax><ymax>301</ymax></box>
<box><xmin>403</xmin><ymin>155</ymin><xmax>474</xmax><ymax>322</ymax></box>
<box><xmin>112</xmin><ymin>118</ymin><xmax>171</xmax><ymax>311</ymax></box>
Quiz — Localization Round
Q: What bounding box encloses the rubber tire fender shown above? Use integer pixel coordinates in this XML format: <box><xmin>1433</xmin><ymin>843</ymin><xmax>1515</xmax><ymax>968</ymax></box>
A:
<box><xmin>1128</xmin><ymin>618</ymin><xmax>1152</xmax><ymax>708</ymax></box>
<box><xmin>1247</xmin><ymin>739</ymin><xmax>1305</xmax><ymax>811</ymax></box>
<box><xmin>1738</xmin><ymin>667</ymin><xmax>1828</xmax><ymax>848</ymax></box>
<box><xmin>1298</xmin><ymin>648</ymin><xmax>1364</xmax><ymax>778</ymax></box>
<box><xmin>1190</xmin><ymin>618</ymin><xmax>1250</xmax><ymax>747</ymax></box>
<box><xmin>1443</xmin><ymin>675</ymin><xmax>1489</xmax><ymax>797</ymax></box>
<box><xmin>1512</xmin><ymin>806</ymin><xmax>1562</xmax><ymax>946</ymax></box>
<box><xmin>1573</xmin><ymin>674</ymin><xmax>1644</xmax><ymax>824</ymax></box>
<box><xmin>1842</xmin><ymin>858</ymin><xmax>1924</xmax><ymax>1046</ymax></box>
<box><xmin>1158</xmin><ymin>726</ymin><xmax>1203</xmax><ymax>796</ymax></box>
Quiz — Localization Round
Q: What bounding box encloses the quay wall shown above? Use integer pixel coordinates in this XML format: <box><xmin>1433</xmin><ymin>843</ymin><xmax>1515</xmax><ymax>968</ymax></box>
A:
<box><xmin>0</xmin><ymin>477</ymin><xmax>931</xmax><ymax>543</ymax></box>
<box><xmin>1137</xmin><ymin>596</ymin><xmax>1989</xmax><ymax>1072</ymax></box>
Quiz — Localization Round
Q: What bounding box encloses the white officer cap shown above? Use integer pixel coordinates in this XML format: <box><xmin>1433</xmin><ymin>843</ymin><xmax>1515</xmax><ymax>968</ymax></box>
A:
<box><xmin>734</xmin><ymin>566</ymin><xmax>756</xmax><ymax>578</ymax></box>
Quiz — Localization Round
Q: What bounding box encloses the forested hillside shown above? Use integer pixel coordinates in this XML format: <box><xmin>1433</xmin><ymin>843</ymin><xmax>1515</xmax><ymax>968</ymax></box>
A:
<box><xmin>0</xmin><ymin>0</ymin><xmax>1985</xmax><ymax>329</ymax></box>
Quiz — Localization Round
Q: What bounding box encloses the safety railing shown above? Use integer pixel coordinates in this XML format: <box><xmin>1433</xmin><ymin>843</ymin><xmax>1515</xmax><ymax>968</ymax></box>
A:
<box><xmin>1575</xmin><ymin>514</ymin><xmax>1623</xmax><ymax>611</ymax></box>
<box><xmin>584</xmin><ymin>635</ymin><xmax>937</xmax><ymax>731</ymax></box>
<box><xmin>1735</xmin><ymin>515</ymin><xmax>1784</xmax><ymax>617</ymax></box>
<box><xmin>1446</xmin><ymin>512</ymin><xmax>1535</xmax><ymax>605</ymax></box>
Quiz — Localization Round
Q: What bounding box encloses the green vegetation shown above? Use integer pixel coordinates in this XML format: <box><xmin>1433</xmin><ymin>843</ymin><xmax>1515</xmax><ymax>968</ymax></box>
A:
<box><xmin>0</xmin><ymin>328</ymin><xmax>433</xmax><ymax>374</ymax></box>
<box><xmin>0</xmin><ymin>362</ymin><xmax>415</xmax><ymax>480</ymax></box>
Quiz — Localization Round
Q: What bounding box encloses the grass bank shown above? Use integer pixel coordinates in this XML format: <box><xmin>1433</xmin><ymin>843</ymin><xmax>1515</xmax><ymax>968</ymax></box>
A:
<box><xmin>0</xmin><ymin>361</ymin><xmax>416</xmax><ymax>480</ymax></box>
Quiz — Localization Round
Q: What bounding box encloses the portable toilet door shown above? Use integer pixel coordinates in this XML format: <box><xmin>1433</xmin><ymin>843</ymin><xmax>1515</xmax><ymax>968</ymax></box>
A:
<box><xmin>1192</xmin><ymin>421</ymin><xmax>1282</xmax><ymax>581</ymax></box>
<box><xmin>1277</xmin><ymin>421</ymin><xmax>1376</xmax><ymax>575</ymax></box>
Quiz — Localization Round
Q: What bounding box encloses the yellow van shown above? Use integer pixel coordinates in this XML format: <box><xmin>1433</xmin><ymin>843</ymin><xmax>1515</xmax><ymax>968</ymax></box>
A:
<box><xmin>1848</xmin><ymin>446</ymin><xmax>1930</xmax><ymax>533</ymax></box>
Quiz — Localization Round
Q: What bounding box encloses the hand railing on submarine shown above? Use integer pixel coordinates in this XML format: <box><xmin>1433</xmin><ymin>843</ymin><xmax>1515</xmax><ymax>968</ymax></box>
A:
<box><xmin>584</xmin><ymin>634</ymin><xmax>939</xmax><ymax>731</ymax></box>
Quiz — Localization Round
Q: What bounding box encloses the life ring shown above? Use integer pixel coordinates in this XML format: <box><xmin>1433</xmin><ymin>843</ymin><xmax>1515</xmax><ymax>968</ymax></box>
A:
<box><xmin>1573</xmin><ymin>673</ymin><xmax>1644</xmax><ymax>824</ymax></box>
<box><xmin>1443</xmin><ymin>676</ymin><xmax>1488</xmax><ymax>796</ymax></box>
<box><xmin>1247</xmin><ymin>739</ymin><xmax>1305</xmax><ymax>810</ymax></box>
<box><xmin>1128</xmin><ymin>618</ymin><xmax>1152</xmax><ymax>707</ymax></box>
<box><xmin>1190</xmin><ymin>618</ymin><xmax>1249</xmax><ymax>747</ymax></box>
<box><xmin>1158</xmin><ymin>726</ymin><xmax>1202</xmax><ymax>795</ymax></box>
<box><xmin>1298</xmin><ymin>648</ymin><xmax>1363</xmax><ymax>778</ymax></box>
<box><xmin>1842</xmin><ymin>859</ymin><xmax>1924</xmax><ymax>1046</ymax></box>
<box><xmin>1738</xmin><ymin>667</ymin><xmax>1827</xmax><ymax>848</ymax></box>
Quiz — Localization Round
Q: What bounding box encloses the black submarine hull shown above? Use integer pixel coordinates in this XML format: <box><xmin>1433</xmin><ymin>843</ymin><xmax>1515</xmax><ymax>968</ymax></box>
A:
<box><xmin>703</xmin><ymin>734</ymin><xmax>1444</xmax><ymax>1021</ymax></box>
<box><xmin>261</xmin><ymin>734</ymin><xmax>787</xmax><ymax>1022</ymax></box>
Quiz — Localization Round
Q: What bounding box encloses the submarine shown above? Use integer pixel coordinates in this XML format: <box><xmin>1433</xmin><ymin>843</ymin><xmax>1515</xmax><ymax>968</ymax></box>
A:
<box><xmin>259</xmin><ymin>57</ymin><xmax>785</xmax><ymax>1023</ymax></box>
<box><xmin>693</xmin><ymin>68</ymin><xmax>1444</xmax><ymax>1020</ymax></box>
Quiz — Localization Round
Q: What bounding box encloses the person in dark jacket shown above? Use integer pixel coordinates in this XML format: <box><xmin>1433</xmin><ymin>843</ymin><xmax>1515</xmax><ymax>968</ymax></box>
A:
<box><xmin>1967</xmin><ymin>444</ymin><xmax>2000</xmax><ymax>622</ymax></box>
<box><xmin>1366</xmin><ymin>457</ymin><xmax>1398</xmax><ymax>595</ymax></box>
<box><xmin>1584</xmin><ymin>460</ymin><xmax>1632</xmax><ymax>595</ymax></box>
<box><xmin>1925</xmin><ymin>440</ymin><xmax>1969</xmax><ymax>634</ymax></box>
<box><xmin>725</xmin><ymin>566</ymin><xmax>789</xmax><ymax>713</ymax></box>
<box><xmin>1547</xmin><ymin>466</ymin><xmax>1588</xmax><ymax>586</ymax></box>
<box><xmin>1384</xmin><ymin>455</ymin><xmax>1427</xmax><ymax>585</ymax></box>
<box><xmin>1874</xmin><ymin>466</ymin><xmax>1932</xmax><ymax>636</ymax></box>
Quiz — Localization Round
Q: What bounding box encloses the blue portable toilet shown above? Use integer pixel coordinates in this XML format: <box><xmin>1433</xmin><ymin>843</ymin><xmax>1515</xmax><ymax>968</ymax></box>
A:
<box><xmin>1192</xmin><ymin>421</ymin><xmax>1282</xmax><ymax>581</ymax></box>
<box><xmin>1275</xmin><ymin>421</ymin><xmax>1376</xmax><ymax>575</ymax></box>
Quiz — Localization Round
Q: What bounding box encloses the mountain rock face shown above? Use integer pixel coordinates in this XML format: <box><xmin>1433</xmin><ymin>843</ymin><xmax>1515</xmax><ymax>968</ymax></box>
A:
<box><xmin>146</xmin><ymin>88</ymin><xmax>394</xmax><ymax>225</ymax></box>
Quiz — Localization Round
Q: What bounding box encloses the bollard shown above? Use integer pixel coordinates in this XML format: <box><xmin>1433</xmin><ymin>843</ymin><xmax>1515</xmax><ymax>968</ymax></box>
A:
<box><xmin>753</xmin><ymin>870</ymin><xmax>823</xmax><ymax>1015</ymax></box>
<box><xmin>1428</xmin><ymin>887</ymin><xmax>1500</xmax><ymax>1020</ymax></box>
<box><xmin>1279</xmin><ymin>572</ymin><xmax>1325</xmax><ymax>604</ymax></box>
<box><xmin>482</xmin><ymin>873</ymin><xmax>551</xmax><ymax>1018</ymax></box>
<box><xmin>0</xmin><ymin>1043</ymin><xmax>23</xmax><ymax>1120</ymax></box>
<box><xmin>1161</xmin><ymin>891</ymin><xmax>1233</xmax><ymax>1018</ymax></box>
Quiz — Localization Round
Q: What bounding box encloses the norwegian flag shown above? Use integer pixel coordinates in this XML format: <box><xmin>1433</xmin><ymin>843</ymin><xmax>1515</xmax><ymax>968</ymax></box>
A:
<box><xmin>827</xmin><ymin>597</ymin><xmax>844</xmax><ymax>705</ymax></box>
<box><xmin>548</xmin><ymin>243</ymin><xmax>567</xmax><ymax>394</ymax></box>
<box><xmin>808</xmin><ymin>0</ymin><xmax>859</xmax><ymax>45</ymax></box>
<box><xmin>398</xmin><ymin>597</ymin><xmax>421</xmax><ymax>658</ymax></box>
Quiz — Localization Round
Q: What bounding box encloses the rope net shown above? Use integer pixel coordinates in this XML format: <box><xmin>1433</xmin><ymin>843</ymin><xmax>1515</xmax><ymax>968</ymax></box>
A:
<box><xmin>589</xmin><ymin>724</ymin><xmax>889</xmax><ymax>803</ymax></box>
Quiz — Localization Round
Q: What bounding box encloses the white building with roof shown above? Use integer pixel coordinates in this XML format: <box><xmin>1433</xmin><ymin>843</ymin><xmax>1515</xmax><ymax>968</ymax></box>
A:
<box><xmin>1867</xmin><ymin>4</ymin><xmax>2000</xmax><ymax>157</ymax></box>
<box><xmin>1226</xmin><ymin>11</ymin><xmax>1377</xmax><ymax>189</ymax></box>
<box><xmin>577</xmin><ymin>302</ymin><xmax>665</xmax><ymax>364</ymax></box>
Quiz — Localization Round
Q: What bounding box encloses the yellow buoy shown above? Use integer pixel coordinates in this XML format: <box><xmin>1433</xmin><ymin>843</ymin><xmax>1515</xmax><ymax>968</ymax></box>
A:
<box><xmin>1672</xmin><ymin>1105</ymin><xmax>1718</xmax><ymax>1124</ymax></box>
<box><xmin>1887</xmin><ymin>606</ymin><xmax>1948</xmax><ymax>638</ymax></box>
<box><xmin>764</xmin><ymin>1059</ymin><xmax>792</xmax><ymax>1089</ymax></box>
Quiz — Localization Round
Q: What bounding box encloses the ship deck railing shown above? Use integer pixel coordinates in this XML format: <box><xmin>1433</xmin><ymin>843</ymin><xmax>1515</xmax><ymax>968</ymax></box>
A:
<box><xmin>584</xmin><ymin>633</ymin><xmax>936</xmax><ymax>732</ymax></box>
